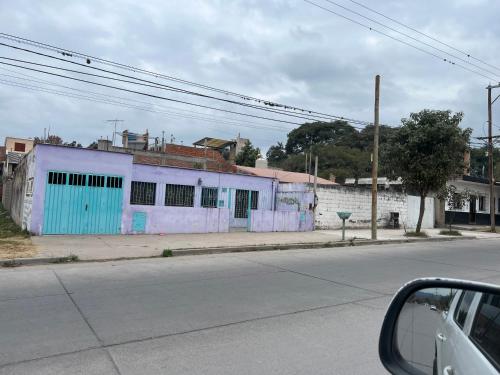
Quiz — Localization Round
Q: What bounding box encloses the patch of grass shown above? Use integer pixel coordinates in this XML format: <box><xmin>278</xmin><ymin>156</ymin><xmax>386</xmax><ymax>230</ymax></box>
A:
<box><xmin>439</xmin><ymin>230</ymin><xmax>462</xmax><ymax>236</ymax></box>
<box><xmin>405</xmin><ymin>231</ymin><xmax>429</xmax><ymax>238</ymax></box>
<box><xmin>162</xmin><ymin>249</ymin><xmax>173</xmax><ymax>257</ymax></box>
<box><xmin>0</xmin><ymin>204</ymin><xmax>29</xmax><ymax>239</ymax></box>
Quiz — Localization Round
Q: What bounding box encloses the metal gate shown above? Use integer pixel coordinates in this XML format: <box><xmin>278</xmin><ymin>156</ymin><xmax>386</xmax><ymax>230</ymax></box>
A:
<box><xmin>43</xmin><ymin>171</ymin><xmax>123</xmax><ymax>234</ymax></box>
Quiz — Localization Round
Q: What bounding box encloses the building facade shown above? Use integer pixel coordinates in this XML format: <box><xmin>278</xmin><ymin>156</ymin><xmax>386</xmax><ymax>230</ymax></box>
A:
<box><xmin>444</xmin><ymin>176</ymin><xmax>500</xmax><ymax>225</ymax></box>
<box><xmin>8</xmin><ymin>144</ymin><xmax>313</xmax><ymax>235</ymax></box>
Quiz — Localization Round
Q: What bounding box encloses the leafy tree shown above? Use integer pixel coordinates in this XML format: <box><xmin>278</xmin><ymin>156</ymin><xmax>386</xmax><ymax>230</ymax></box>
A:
<box><xmin>235</xmin><ymin>140</ymin><xmax>261</xmax><ymax>167</ymax></box>
<box><xmin>437</xmin><ymin>185</ymin><xmax>471</xmax><ymax>233</ymax></box>
<box><xmin>285</xmin><ymin>120</ymin><xmax>358</xmax><ymax>154</ymax></box>
<box><xmin>383</xmin><ymin>110</ymin><xmax>471</xmax><ymax>233</ymax></box>
<box><xmin>266</xmin><ymin>142</ymin><xmax>287</xmax><ymax>167</ymax></box>
<box><xmin>357</xmin><ymin>125</ymin><xmax>398</xmax><ymax>152</ymax></box>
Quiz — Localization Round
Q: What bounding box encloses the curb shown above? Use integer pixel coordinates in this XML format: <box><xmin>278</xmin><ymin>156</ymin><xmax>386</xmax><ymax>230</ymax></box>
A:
<box><xmin>1</xmin><ymin>235</ymin><xmax>476</xmax><ymax>267</ymax></box>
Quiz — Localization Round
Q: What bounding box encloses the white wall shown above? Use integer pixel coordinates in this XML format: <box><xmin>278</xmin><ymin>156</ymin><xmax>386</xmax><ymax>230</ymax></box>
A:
<box><xmin>406</xmin><ymin>196</ymin><xmax>434</xmax><ymax>229</ymax></box>
<box><xmin>315</xmin><ymin>185</ymin><xmax>434</xmax><ymax>229</ymax></box>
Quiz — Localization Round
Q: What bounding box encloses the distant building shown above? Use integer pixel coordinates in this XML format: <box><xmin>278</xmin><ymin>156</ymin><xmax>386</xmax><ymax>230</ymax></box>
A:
<box><xmin>1</xmin><ymin>137</ymin><xmax>34</xmax><ymax>207</ymax></box>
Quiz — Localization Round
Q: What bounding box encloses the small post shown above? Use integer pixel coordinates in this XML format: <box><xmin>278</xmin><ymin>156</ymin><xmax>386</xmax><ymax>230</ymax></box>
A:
<box><xmin>371</xmin><ymin>75</ymin><xmax>380</xmax><ymax>240</ymax></box>
<box><xmin>342</xmin><ymin>218</ymin><xmax>346</xmax><ymax>240</ymax></box>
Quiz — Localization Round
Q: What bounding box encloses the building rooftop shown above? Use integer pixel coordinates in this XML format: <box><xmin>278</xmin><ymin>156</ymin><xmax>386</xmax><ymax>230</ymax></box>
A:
<box><xmin>236</xmin><ymin>166</ymin><xmax>337</xmax><ymax>185</ymax></box>
<box><xmin>192</xmin><ymin>137</ymin><xmax>236</xmax><ymax>149</ymax></box>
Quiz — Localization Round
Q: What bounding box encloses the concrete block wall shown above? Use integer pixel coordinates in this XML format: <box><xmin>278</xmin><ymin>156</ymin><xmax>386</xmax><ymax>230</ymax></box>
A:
<box><xmin>315</xmin><ymin>185</ymin><xmax>410</xmax><ymax>229</ymax></box>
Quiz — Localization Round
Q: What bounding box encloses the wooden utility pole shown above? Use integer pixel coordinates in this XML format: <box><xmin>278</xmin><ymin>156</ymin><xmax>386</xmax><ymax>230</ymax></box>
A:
<box><xmin>371</xmin><ymin>75</ymin><xmax>381</xmax><ymax>240</ymax></box>
<box><xmin>486</xmin><ymin>84</ymin><xmax>500</xmax><ymax>232</ymax></box>
<box><xmin>313</xmin><ymin>155</ymin><xmax>318</xmax><ymax>230</ymax></box>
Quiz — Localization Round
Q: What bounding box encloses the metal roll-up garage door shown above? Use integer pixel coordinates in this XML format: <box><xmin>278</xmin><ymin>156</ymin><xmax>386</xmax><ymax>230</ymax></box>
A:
<box><xmin>43</xmin><ymin>171</ymin><xmax>123</xmax><ymax>234</ymax></box>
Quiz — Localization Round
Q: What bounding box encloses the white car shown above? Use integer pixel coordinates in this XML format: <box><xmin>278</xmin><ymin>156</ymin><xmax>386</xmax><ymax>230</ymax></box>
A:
<box><xmin>434</xmin><ymin>290</ymin><xmax>500</xmax><ymax>375</ymax></box>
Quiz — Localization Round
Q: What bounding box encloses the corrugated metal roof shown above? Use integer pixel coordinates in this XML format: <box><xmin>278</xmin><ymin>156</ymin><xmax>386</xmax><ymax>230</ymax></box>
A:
<box><xmin>193</xmin><ymin>137</ymin><xmax>236</xmax><ymax>149</ymax></box>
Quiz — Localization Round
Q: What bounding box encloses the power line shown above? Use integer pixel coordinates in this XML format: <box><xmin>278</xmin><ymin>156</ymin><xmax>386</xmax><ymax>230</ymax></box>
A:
<box><xmin>322</xmin><ymin>0</ymin><xmax>500</xmax><ymax>79</ymax></box>
<box><xmin>0</xmin><ymin>33</ymin><xmax>378</xmax><ymax>126</ymax></box>
<box><xmin>348</xmin><ymin>0</ymin><xmax>500</xmax><ymax>74</ymax></box>
<box><xmin>0</xmin><ymin>65</ymin><xmax>295</xmax><ymax>129</ymax></box>
<box><xmin>0</xmin><ymin>60</ymin><xmax>311</xmax><ymax>126</ymax></box>
<box><xmin>303</xmin><ymin>0</ymin><xmax>499</xmax><ymax>82</ymax></box>
<box><xmin>0</xmin><ymin>78</ymin><xmax>291</xmax><ymax>133</ymax></box>
<box><xmin>0</xmin><ymin>54</ymin><xmax>363</xmax><ymax>125</ymax></box>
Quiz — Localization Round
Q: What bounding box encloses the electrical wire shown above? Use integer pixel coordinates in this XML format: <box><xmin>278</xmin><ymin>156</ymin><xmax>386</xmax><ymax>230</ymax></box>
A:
<box><xmin>0</xmin><ymin>66</ymin><xmax>293</xmax><ymax>129</ymax></box>
<box><xmin>303</xmin><ymin>0</ymin><xmax>499</xmax><ymax>82</ymax></box>
<box><xmin>0</xmin><ymin>54</ymin><xmax>364</xmax><ymax>125</ymax></box>
<box><xmin>0</xmin><ymin>60</ymin><xmax>311</xmax><ymax>126</ymax></box>
<box><xmin>348</xmin><ymin>0</ymin><xmax>500</xmax><ymax>74</ymax></box>
<box><xmin>0</xmin><ymin>33</ymin><xmax>378</xmax><ymax>126</ymax></box>
<box><xmin>0</xmin><ymin>78</ymin><xmax>291</xmax><ymax>133</ymax></box>
<box><xmin>322</xmin><ymin>0</ymin><xmax>500</xmax><ymax>79</ymax></box>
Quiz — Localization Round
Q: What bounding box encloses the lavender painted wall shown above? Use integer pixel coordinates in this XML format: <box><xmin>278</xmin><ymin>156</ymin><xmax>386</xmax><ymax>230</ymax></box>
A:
<box><xmin>28</xmin><ymin>145</ymin><xmax>313</xmax><ymax>235</ymax></box>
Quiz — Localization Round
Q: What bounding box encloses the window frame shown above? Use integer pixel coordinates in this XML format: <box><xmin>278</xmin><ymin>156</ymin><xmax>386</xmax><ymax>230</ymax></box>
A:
<box><xmin>130</xmin><ymin>181</ymin><xmax>157</xmax><ymax>206</ymax></box>
<box><xmin>165</xmin><ymin>184</ymin><xmax>195</xmax><ymax>207</ymax></box>
<box><xmin>14</xmin><ymin>142</ymin><xmax>26</xmax><ymax>152</ymax></box>
<box><xmin>469</xmin><ymin>293</ymin><xmax>500</xmax><ymax>371</ymax></box>
<box><xmin>201</xmin><ymin>187</ymin><xmax>218</xmax><ymax>208</ymax></box>
<box><xmin>453</xmin><ymin>290</ymin><xmax>476</xmax><ymax>330</ymax></box>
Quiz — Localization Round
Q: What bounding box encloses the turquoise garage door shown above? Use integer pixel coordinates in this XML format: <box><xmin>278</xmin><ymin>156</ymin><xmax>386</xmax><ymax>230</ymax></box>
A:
<box><xmin>43</xmin><ymin>171</ymin><xmax>124</xmax><ymax>234</ymax></box>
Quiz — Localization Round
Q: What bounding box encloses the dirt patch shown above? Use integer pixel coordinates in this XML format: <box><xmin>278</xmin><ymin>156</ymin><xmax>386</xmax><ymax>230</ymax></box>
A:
<box><xmin>0</xmin><ymin>237</ymin><xmax>37</xmax><ymax>259</ymax></box>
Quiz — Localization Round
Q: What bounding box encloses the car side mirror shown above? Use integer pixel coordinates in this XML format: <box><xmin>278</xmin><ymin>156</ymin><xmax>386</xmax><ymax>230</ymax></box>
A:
<box><xmin>379</xmin><ymin>278</ymin><xmax>500</xmax><ymax>375</ymax></box>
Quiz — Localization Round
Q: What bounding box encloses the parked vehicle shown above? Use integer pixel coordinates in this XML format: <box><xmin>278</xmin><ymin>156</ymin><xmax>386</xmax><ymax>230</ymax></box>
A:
<box><xmin>378</xmin><ymin>278</ymin><xmax>500</xmax><ymax>375</ymax></box>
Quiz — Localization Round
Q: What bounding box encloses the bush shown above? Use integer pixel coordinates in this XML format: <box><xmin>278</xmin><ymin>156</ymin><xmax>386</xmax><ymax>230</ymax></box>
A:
<box><xmin>405</xmin><ymin>231</ymin><xmax>429</xmax><ymax>238</ymax></box>
<box><xmin>162</xmin><ymin>249</ymin><xmax>173</xmax><ymax>257</ymax></box>
<box><xmin>439</xmin><ymin>230</ymin><xmax>462</xmax><ymax>236</ymax></box>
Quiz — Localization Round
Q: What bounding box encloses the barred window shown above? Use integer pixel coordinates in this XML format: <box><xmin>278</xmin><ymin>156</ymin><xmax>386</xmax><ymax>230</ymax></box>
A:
<box><xmin>130</xmin><ymin>181</ymin><xmax>156</xmax><ymax>205</ymax></box>
<box><xmin>68</xmin><ymin>173</ymin><xmax>86</xmax><ymax>186</ymax></box>
<box><xmin>106</xmin><ymin>176</ymin><xmax>123</xmax><ymax>189</ymax></box>
<box><xmin>201</xmin><ymin>187</ymin><xmax>218</xmax><ymax>208</ymax></box>
<box><xmin>88</xmin><ymin>175</ymin><xmax>105</xmax><ymax>187</ymax></box>
<box><xmin>165</xmin><ymin>184</ymin><xmax>195</xmax><ymax>207</ymax></box>
<box><xmin>234</xmin><ymin>190</ymin><xmax>259</xmax><ymax>218</ymax></box>
<box><xmin>251</xmin><ymin>190</ymin><xmax>259</xmax><ymax>210</ymax></box>
<box><xmin>48</xmin><ymin>171</ymin><xmax>66</xmax><ymax>185</ymax></box>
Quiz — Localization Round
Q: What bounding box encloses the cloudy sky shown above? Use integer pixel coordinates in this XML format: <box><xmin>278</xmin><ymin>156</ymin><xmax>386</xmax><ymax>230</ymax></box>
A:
<box><xmin>1</xmin><ymin>0</ymin><xmax>500</xmax><ymax>152</ymax></box>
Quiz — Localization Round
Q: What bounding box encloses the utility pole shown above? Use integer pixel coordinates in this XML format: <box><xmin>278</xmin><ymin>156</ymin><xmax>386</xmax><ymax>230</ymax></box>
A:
<box><xmin>487</xmin><ymin>83</ymin><xmax>500</xmax><ymax>232</ymax></box>
<box><xmin>313</xmin><ymin>155</ymin><xmax>318</xmax><ymax>231</ymax></box>
<box><xmin>106</xmin><ymin>119</ymin><xmax>124</xmax><ymax>146</ymax></box>
<box><xmin>371</xmin><ymin>75</ymin><xmax>381</xmax><ymax>240</ymax></box>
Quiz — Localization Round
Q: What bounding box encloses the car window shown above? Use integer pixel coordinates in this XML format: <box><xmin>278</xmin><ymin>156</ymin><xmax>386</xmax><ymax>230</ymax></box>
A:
<box><xmin>454</xmin><ymin>290</ymin><xmax>476</xmax><ymax>329</ymax></box>
<box><xmin>470</xmin><ymin>293</ymin><xmax>500</xmax><ymax>370</ymax></box>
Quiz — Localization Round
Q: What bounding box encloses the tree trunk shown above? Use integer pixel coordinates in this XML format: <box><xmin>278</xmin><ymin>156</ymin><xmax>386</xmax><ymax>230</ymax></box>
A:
<box><xmin>416</xmin><ymin>194</ymin><xmax>426</xmax><ymax>233</ymax></box>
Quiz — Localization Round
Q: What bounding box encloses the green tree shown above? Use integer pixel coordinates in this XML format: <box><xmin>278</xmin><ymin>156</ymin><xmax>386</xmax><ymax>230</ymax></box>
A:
<box><xmin>266</xmin><ymin>142</ymin><xmax>287</xmax><ymax>167</ymax></box>
<box><xmin>235</xmin><ymin>140</ymin><xmax>261</xmax><ymax>167</ymax></box>
<box><xmin>383</xmin><ymin>110</ymin><xmax>471</xmax><ymax>233</ymax></box>
<box><xmin>285</xmin><ymin>120</ymin><xmax>358</xmax><ymax>154</ymax></box>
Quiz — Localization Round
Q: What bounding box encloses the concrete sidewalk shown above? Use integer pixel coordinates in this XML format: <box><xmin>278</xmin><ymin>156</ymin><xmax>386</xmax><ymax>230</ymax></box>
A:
<box><xmin>25</xmin><ymin>228</ymin><xmax>500</xmax><ymax>262</ymax></box>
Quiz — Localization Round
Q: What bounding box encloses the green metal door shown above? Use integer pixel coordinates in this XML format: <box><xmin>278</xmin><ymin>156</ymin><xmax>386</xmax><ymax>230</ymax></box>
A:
<box><xmin>43</xmin><ymin>171</ymin><xmax>123</xmax><ymax>234</ymax></box>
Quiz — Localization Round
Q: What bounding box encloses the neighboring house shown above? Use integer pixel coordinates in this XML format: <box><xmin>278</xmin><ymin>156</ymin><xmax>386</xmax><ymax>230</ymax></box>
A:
<box><xmin>344</xmin><ymin>177</ymin><xmax>403</xmax><ymax>191</ymax></box>
<box><xmin>7</xmin><ymin>144</ymin><xmax>314</xmax><ymax>235</ymax></box>
<box><xmin>443</xmin><ymin>175</ymin><xmax>500</xmax><ymax>225</ymax></box>
<box><xmin>236</xmin><ymin>166</ymin><xmax>337</xmax><ymax>185</ymax></box>
<box><xmin>97</xmin><ymin>139</ymin><xmax>236</xmax><ymax>173</ymax></box>
<box><xmin>1</xmin><ymin>137</ymin><xmax>34</xmax><ymax>207</ymax></box>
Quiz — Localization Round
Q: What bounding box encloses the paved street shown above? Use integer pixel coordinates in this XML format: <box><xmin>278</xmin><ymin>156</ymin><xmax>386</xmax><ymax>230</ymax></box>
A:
<box><xmin>1</xmin><ymin>238</ymin><xmax>500</xmax><ymax>374</ymax></box>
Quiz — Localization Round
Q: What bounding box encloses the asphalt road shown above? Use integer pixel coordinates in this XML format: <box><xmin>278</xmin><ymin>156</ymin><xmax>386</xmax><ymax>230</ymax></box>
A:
<box><xmin>1</xmin><ymin>238</ymin><xmax>500</xmax><ymax>375</ymax></box>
